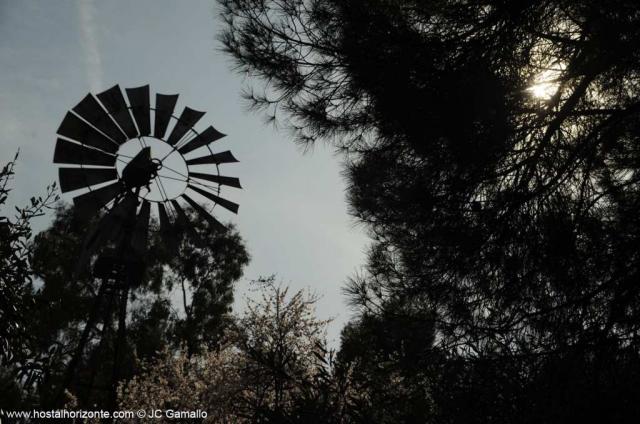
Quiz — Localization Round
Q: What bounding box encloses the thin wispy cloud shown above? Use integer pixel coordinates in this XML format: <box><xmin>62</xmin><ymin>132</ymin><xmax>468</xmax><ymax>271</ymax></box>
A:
<box><xmin>77</xmin><ymin>0</ymin><xmax>103</xmax><ymax>91</ymax></box>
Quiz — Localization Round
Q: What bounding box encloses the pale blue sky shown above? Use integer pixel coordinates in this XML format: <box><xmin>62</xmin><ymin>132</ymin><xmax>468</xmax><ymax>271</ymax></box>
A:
<box><xmin>0</xmin><ymin>0</ymin><xmax>369</xmax><ymax>344</ymax></box>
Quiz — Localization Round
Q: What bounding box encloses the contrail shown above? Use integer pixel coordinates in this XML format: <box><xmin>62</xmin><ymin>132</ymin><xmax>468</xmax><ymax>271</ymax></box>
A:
<box><xmin>77</xmin><ymin>0</ymin><xmax>103</xmax><ymax>91</ymax></box>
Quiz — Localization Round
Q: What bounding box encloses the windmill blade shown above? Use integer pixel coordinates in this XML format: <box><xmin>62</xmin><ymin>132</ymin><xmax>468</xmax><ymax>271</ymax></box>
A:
<box><xmin>158</xmin><ymin>202</ymin><xmax>179</xmax><ymax>256</ymax></box>
<box><xmin>57</xmin><ymin>112</ymin><xmax>118</xmax><ymax>153</ymax></box>
<box><xmin>103</xmin><ymin>193</ymin><xmax>138</xmax><ymax>243</ymax></box>
<box><xmin>76</xmin><ymin>194</ymin><xmax>138</xmax><ymax>273</ymax></box>
<box><xmin>73</xmin><ymin>181</ymin><xmax>124</xmax><ymax>219</ymax></box>
<box><xmin>54</xmin><ymin>139</ymin><xmax>116</xmax><ymax>167</ymax></box>
<box><xmin>72</xmin><ymin>94</ymin><xmax>127</xmax><ymax>144</ymax></box>
<box><xmin>171</xmin><ymin>199</ymin><xmax>205</xmax><ymax>245</ymax></box>
<box><xmin>154</xmin><ymin>93</ymin><xmax>178</xmax><ymax>139</ymax></box>
<box><xmin>189</xmin><ymin>172</ymin><xmax>242</xmax><ymax>189</ymax></box>
<box><xmin>158</xmin><ymin>202</ymin><xmax>171</xmax><ymax>232</ymax></box>
<box><xmin>166</xmin><ymin>107</ymin><xmax>205</xmax><ymax>146</ymax></box>
<box><xmin>185</xmin><ymin>151</ymin><xmax>238</xmax><ymax>166</ymax></box>
<box><xmin>158</xmin><ymin>203</ymin><xmax>177</xmax><ymax>239</ymax></box>
<box><xmin>187</xmin><ymin>184</ymin><xmax>239</xmax><ymax>214</ymax></box>
<box><xmin>126</xmin><ymin>85</ymin><xmax>151</xmax><ymax>136</ymax></box>
<box><xmin>131</xmin><ymin>200</ymin><xmax>151</xmax><ymax>256</ymax></box>
<box><xmin>97</xmin><ymin>84</ymin><xmax>138</xmax><ymax>139</ymax></box>
<box><xmin>170</xmin><ymin>199</ymin><xmax>190</xmax><ymax>230</ymax></box>
<box><xmin>59</xmin><ymin>168</ymin><xmax>118</xmax><ymax>193</ymax></box>
<box><xmin>182</xmin><ymin>193</ymin><xmax>226</xmax><ymax>231</ymax></box>
<box><xmin>177</xmin><ymin>125</ymin><xmax>226</xmax><ymax>155</ymax></box>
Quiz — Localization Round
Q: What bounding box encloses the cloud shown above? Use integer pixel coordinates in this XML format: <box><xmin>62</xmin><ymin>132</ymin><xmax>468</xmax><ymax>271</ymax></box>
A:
<box><xmin>77</xmin><ymin>0</ymin><xmax>103</xmax><ymax>91</ymax></box>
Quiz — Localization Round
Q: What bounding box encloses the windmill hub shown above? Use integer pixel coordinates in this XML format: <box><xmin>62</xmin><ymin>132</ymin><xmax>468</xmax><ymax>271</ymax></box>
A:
<box><xmin>115</xmin><ymin>137</ymin><xmax>188</xmax><ymax>201</ymax></box>
<box><xmin>121</xmin><ymin>146</ymin><xmax>157</xmax><ymax>190</ymax></box>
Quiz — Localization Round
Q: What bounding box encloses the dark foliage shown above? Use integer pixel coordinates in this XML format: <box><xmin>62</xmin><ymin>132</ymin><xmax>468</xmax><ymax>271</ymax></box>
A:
<box><xmin>0</xmin><ymin>153</ymin><xmax>58</xmax><ymax>406</ymax></box>
<box><xmin>23</xmin><ymin>203</ymin><xmax>249</xmax><ymax>408</ymax></box>
<box><xmin>220</xmin><ymin>0</ymin><xmax>640</xmax><ymax>422</ymax></box>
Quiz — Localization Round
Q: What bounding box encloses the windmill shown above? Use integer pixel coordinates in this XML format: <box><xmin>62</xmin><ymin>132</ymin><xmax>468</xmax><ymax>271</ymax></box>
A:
<box><xmin>51</xmin><ymin>84</ymin><xmax>241</xmax><ymax>407</ymax></box>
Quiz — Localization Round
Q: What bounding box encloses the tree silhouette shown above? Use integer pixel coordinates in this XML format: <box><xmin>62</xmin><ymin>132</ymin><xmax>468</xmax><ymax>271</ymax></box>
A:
<box><xmin>0</xmin><ymin>153</ymin><xmax>58</xmax><ymax>408</ymax></box>
<box><xmin>220</xmin><ymin>0</ymin><xmax>640</xmax><ymax>421</ymax></box>
<box><xmin>22</xmin><ymin>203</ymin><xmax>249</xmax><ymax>409</ymax></box>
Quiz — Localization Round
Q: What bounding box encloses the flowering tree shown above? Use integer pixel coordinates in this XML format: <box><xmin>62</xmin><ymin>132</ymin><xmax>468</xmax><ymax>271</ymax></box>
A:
<box><xmin>117</xmin><ymin>277</ymin><xmax>349</xmax><ymax>423</ymax></box>
<box><xmin>118</xmin><ymin>346</ymin><xmax>241</xmax><ymax>422</ymax></box>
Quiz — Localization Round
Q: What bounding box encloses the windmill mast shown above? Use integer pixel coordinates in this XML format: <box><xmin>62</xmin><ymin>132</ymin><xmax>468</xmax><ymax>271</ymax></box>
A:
<box><xmin>51</xmin><ymin>84</ymin><xmax>242</xmax><ymax>411</ymax></box>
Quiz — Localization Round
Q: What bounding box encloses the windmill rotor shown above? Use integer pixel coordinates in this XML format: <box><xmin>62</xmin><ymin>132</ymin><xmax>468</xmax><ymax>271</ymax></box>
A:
<box><xmin>53</xmin><ymin>84</ymin><xmax>241</xmax><ymax>261</ymax></box>
<box><xmin>51</xmin><ymin>84</ymin><xmax>242</xmax><ymax>408</ymax></box>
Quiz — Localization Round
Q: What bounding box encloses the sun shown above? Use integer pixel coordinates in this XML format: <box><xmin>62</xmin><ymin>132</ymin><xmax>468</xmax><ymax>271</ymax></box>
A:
<box><xmin>527</xmin><ymin>69</ymin><xmax>562</xmax><ymax>100</ymax></box>
<box><xmin>529</xmin><ymin>80</ymin><xmax>558</xmax><ymax>99</ymax></box>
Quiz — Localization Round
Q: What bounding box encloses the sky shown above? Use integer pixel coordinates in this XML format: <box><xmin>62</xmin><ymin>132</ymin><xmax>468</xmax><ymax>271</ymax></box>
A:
<box><xmin>0</xmin><ymin>0</ymin><xmax>369</xmax><ymax>345</ymax></box>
